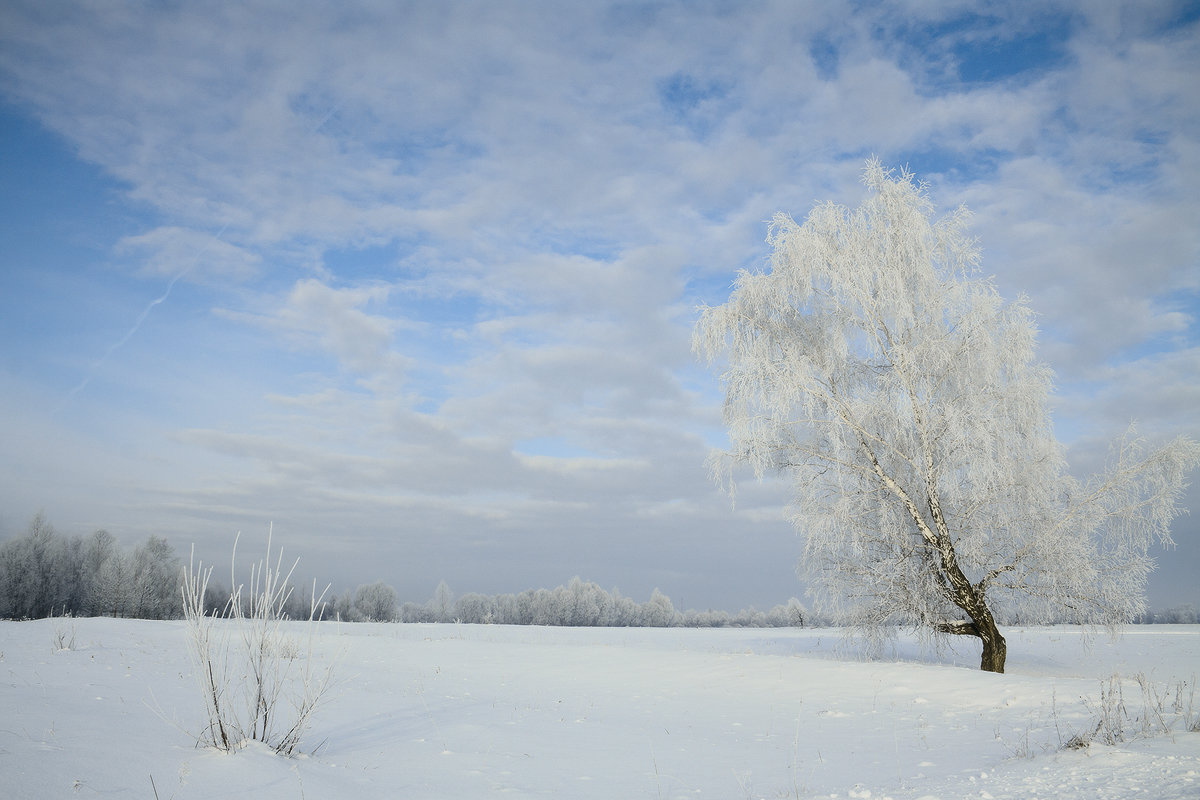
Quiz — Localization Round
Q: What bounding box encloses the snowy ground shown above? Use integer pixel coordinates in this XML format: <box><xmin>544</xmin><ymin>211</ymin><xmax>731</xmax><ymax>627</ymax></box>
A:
<box><xmin>1</xmin><ymin>619</ymin><xmax>1197</xmax><ymax>799</ymax></box>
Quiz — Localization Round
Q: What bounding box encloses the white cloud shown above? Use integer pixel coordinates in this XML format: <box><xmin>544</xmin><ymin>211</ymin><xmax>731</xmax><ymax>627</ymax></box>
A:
<box><xmin>1066</xmin><ymin>346</ymin><xmax>1200</xmax><ymax>452</ymax></box>
<box><xmin>224</xmin><ymin>279</ymin><xmax>415</xmax><ymax>378</ymax></box>
<box><xmin>1</xmin><ymin>0</ymin><xmax>1196</xmax><ymax>608</ymax></box>
<box><xmin>116</xmin><ymin>227</ymin><xmax>260</xmax><ymax>283</ymax></box>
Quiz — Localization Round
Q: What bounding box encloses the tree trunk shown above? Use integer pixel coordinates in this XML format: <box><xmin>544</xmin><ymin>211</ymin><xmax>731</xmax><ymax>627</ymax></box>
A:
<box><xmin>935</xmin><ymin>581</ymin><xmax>1008</xmax><ymax>672</ymax></box>
<box><xmin>935</xmin><ymin>613</ymin><xmax>1007</xmax><ymax>673</ymax></box>
<box><xmin>854</xmin><ymin>429</ymin><xmax>1011</xmax><ymax>673</ymax></box>
<box><xmin>976</xmin><ymin>614</ymin><xmax>1006</xmax><ymax>673</ymax></box>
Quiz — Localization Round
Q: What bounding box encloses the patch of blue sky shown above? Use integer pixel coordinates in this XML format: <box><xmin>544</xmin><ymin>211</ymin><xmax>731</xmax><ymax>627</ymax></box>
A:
<box><xmin>1133</xmin><ymin>129</ymin><xmax>1170</xmax><ymax>148</ymax></box>
<box><xmin>889</xmin><ymin>145</ymin><xmax>1010</xmax><ymax>184</ymax></box>
<box><xmin>951</xmin><ymin>19</ymin><xmax>1073</xmax><ymax>85</ymax></box>
<box><xmin>394</xmin><ymin>286</ymin><xmax>486</xmax><ymax>334</ymax></box>
<box><xmin>682</xmin><ymin>270</ymin><xmax>745</xmax><ymax>310</ymax></box>
<box><xmin>322</xmin><ymin>238</ymin><xmax>412</xmax><ymax>282</ymax></box>
<box><xmin>316</xmin><ymin>239</ymin><xmax>491</xmax><ymax>332</ymax></box>
<box><xmin>1047</xmin><ymin>403</ymin><xmax>1091</xmax><ymax>448</ymax></box>
<box><xmin>1030</xmin><ymin>319</ymin><xmax>1077</xmax><ymax>365</ymax></box>
<box><xmin>1156</xmin><ymin>0</ymin><xmax>1200</xmax><ymax>33</ymax></box>
<box><xmin>1073</xmin><ymin>136</ymin><xmax>1166</xmax><ymax>194</ymax></box>
<box><xmin>287</xmin><ymin>87</ymin><xmax>346</xmax><ymax>136</ymax></box>
<box><xmin>809</xmin><ymin>33</ymin><xmax>839</xmax><ymax>81</ymax></box>
<box><xmin>658</xmin><ymin>72</ymin><xmax>728</xmax><ymax>112</ymax></box>
<box><xmin>53</xmin><ymin>297</ymin><xmax>271</xmax><ymax>428</ymax></box>
<box><xmin>0</xmin><ymin>103</ymin><xmax>150</xmax><ymax>263</ymax></box>
<box><xmin>407</xmin><ymin>374</ymin><xmax>452</xmax><ymax>415</ymax></box>
<box><xmin>1111</xmin><ymin>289</ymin><xmax>1200</xmax><ymax>364</ymax></box>
<box><xmin>0</xmin><ymin>104</ymin><xmax>180</xmax><ymax>388</ymax></box>
<box><xmin>530</xmin><ymin>226</ymin><xmax>624</xmax><ymax>263</ymax></box>
<box><xmin>676</xmin><ymin>355</ymin><xmax>724</xmax><ymax>393</ymax></box>
<box><xmin>370</xmin><ymin>127</ymin><xmax>485</xmax><ymax>174</ymax></box>
<box><xmin>655</xmin><ymin>71</ymin><xmax>736</xmax><ymax>140</ymax></box>
<box><xmin>601</xmin><ymin>1</ymin><xmax>666</xmax><ymax>37</ymax></box>
<box><xmin>831</xmin><ymin>145</ymin><xmax>879</xmax><ymax>169</ymax></box>
<box><xmin>876</xmin><ymin>10</ymin><xmax>1073</xmax><ymax>91</ymax></box>
<box><xmin>289</xmin><ymin>87</ymin><xmax>485</xmax><ymax>180</ymax></box>
<box><xmin>1096</xmin><ymin>157</ymin><xmax>1166</xmax><ymax>192</ymax></box>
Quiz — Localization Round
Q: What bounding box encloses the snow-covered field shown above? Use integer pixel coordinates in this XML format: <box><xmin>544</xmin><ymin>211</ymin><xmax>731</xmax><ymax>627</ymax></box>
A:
<box><xmin>1</xmin><ymin>619</ymin><xmax>1197</xmax><ymax>799</ymax></box>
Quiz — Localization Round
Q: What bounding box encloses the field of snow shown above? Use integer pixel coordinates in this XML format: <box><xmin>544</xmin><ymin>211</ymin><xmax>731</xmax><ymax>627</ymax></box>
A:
<box><xmin>1</xmin><ymin>619</ymin><xmax>1198</xmax><ymax>799</ymax></box>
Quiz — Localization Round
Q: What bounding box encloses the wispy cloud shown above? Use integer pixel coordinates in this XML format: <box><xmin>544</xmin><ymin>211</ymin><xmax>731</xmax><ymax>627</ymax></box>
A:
<box><xmin>1</xmin><ymin>0</ymin><xmax>1196</xmax><ymax>608</ymax></box>
<box><xmin>117</xmin><ymin>226</ymin><xmax>257</xmax><ymax>283</ymax></box>
<box><xmin>241</xmin><ymin>280</ymin><xmax>414</xmax><ymax>378</ymax></box>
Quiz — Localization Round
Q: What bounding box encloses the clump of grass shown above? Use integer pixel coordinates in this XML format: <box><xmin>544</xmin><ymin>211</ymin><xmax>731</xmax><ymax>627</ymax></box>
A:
<box><xmin>182</xmin><ymin>528</ymin><xmax>332</xmax><ymax>756</ymax></box>
<box><xmin>1059</xmin><ymin>672</ymin><xmax>1198</xmax><ymax>750</ymax></box>
<box><xmin>52</xmin><ymin>615</ymin><xmax>77</xmax><ymax>651</ymax></box>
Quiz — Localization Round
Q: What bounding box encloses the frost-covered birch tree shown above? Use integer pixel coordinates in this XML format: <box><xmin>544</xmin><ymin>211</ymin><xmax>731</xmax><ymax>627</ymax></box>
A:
<box><xmin>694</xmin><ymin>161</ymin><xmax>1199</xmax><ymax>673</ymax></box>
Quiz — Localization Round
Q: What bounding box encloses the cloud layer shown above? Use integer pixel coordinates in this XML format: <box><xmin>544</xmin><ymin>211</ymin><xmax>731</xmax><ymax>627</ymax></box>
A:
<box><xmin>1</xmin><ymin>1</ymin><xmax>1197</xmax><ymax>609</ymax></box>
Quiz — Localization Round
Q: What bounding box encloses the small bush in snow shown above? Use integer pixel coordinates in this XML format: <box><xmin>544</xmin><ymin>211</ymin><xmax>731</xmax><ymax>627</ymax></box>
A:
<box><xmin>52</xmin><ymin>616</ymin><xmax>77</xmax><ymax>651</ymax></box>
<box><xmin>181</xmin><ymin>529</ymin><xmax>332</xmax><ymax>756</ymax></box>
<box><xmin>1060</xmin><ymin>673</ymin><xmax>1198</xmax><ymax>750</ymax></box>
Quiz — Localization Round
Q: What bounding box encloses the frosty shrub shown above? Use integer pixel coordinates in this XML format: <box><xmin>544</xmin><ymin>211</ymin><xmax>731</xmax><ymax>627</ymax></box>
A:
<box><xmin>696</xmin><ymin>160</ymin><xmax>1200</xmax><ymax>672</ymax></box>
<box><xmin>353</xmin><ymin>580</ymin><xmax>399</xmax><ymax>622</ymax></box>
<box><xmin>52</xmin><ymin>616</ymin><xmax>77</xmax><ymax>651</ymax></box>
<box><xmin>1061</xmin><ymin>673</ymin><xmax>1198</xmax><ymax>749</ymax></box>
<box><xmin>181</xmin><ymin>530</ymin><xmax>332</xmax><ymax>756</ymax></box>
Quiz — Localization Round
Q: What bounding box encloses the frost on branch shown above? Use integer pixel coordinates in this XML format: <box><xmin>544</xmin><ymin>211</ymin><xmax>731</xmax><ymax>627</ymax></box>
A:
<box><xmin>694</xmin><ymin>160</ymin><xmax>1199</xmax><ymax>672</ymax></box>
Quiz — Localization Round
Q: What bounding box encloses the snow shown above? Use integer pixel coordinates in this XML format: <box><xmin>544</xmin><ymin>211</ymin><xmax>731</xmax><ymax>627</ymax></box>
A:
<box><xmin>2</xmin><ymin>619</ymin><xmax>1197</xmax><ymax>799</ymax></box>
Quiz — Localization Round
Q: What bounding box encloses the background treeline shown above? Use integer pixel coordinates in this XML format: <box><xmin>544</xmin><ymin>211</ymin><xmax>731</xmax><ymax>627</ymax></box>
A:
<box><xmin>1133</xmin><ymin>605</ymin><xmax>1200</xmax><ymax>624</ymax></box>
<box><xmin>2</xmin><ymin>514</ymin><xmax>1197</xmax><ymax>626</ymax></box>
<box><xmin>331</xmin><ymin>577</ymin><xmax>810</xmax><ymax>628</ymax></box>
<box><xmin>0</xmin><ymin>513</ymin><xmax>181</xmax><ymax>620</ymax></box>
<box><xmin>0</xmin><ymin>514</ymin><xmax>807</xmax><ymax>626</ymax></box>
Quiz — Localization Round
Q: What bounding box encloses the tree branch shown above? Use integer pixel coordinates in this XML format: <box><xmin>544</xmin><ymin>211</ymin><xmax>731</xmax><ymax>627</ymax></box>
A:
<box><xmin>934</xmin><ymin>620</ymin><xmax>979</xmax><ymax>636</ymax></box>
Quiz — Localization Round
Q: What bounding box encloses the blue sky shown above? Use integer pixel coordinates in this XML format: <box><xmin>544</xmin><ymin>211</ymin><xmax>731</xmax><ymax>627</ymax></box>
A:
<box><xmin>1</xmin><ymin>0</ymin><xmax>1198</xmax><ymax>611</ymax></box>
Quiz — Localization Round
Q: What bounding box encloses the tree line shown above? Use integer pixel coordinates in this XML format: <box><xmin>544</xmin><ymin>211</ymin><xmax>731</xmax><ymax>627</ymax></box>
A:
<box><xmin>333</xmin><ymin>577</ymin><xmax>809</xmax><ymax>628</ymax></box>
<box><xmin>2</xmin><ymin>513</ymin><xmax>1194</xmax><ymax>627</ymax></box>
<box><xmin>0</xmin><ymin>514</ymin><xmax>807</xmax><ymax>627</ymax></box>
<box><xmin>0</xmin><ymin>513</ymin><xmax>180</xmax><ymax>620</ymax></box>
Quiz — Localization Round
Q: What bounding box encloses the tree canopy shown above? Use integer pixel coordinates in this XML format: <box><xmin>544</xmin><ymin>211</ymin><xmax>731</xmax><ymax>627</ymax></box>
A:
<box><xmin>695</xmin><ymin>161</ymin><xmax>1199</xmax><ymax>672</ymax></box>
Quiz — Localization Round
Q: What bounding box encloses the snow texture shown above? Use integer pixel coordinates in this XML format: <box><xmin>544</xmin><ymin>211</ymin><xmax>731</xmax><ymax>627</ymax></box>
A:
<box><xmin>1</xmin><ymin>619</ymin><xmax>1197</xmax><ymax>798</ymax></box>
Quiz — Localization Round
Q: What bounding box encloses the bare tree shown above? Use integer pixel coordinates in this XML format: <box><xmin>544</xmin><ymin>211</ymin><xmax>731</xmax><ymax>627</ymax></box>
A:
<box><xmin>695</xmin><ymin>161</ymin><xmax>1200</xmax><ymax>672</ymax></box>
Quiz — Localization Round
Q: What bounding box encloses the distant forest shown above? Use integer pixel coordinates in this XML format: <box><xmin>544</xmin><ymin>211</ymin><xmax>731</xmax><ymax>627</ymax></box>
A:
<box><xmin>0</xmin><ymin>514</ymin><xmax>807</xmax><ymax>626</ymax></box>
<box><xmin>1</xmin><ymin>514</ymin><xmax>1196</xmax><ymax>625</ymax></box>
